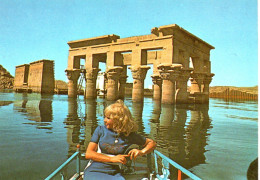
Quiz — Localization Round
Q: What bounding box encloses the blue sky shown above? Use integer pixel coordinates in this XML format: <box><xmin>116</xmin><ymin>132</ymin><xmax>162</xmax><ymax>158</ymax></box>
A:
<box><xmin>0</xmin><ymin>0</ymin><xmax>258</xmax><ymax>88</ymax></box>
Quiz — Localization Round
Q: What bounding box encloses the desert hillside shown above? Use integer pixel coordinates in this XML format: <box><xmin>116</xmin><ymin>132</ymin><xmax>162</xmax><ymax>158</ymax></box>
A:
<box><xmin>55</xmin><ymin>80</ymin><xmax>68</xmax><ymax>89</ymax></box>
<box><xmin>210</xmin><ymin>86</ymin><xmax>258</xmax><ymax>95</ymax></box>
<box><xmin>0</xmin><ymin>65</ymin><xmax>14</xmax><ymax>89</ymax></box>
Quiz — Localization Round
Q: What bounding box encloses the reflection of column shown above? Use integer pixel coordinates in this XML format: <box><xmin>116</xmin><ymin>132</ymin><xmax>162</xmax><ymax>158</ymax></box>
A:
<box><xmin>39</xmin><ymin>100</ymin><xmax>53</xmax><ymax>122</ymax></box>
<box><xmin>151</xmin><ymin>75</ymin><xmax>162</xmax><ymax>101</ymax></box>
<box><xmin>158</xmin><ymin>64</ymin><xmax>181</xmax><ymax>104</ymax></box>
<box><xmin>85</xmin><ymin>68</ymin><xmax>100</xmax><ymax>99</ymax></box>
<box><xmin>160</xmin><ymin>104</ymin><xmax>175</xmax><ymax>127</ymax></box>
<box><xmin>163</xmin><ymin>104</ymin><xmax>187</xmax><ymax>179</ymax></box>
<box><xmin>84</xmin><ymin>99</ymin><xmax>98</xmax><ymax>148</ymax></box>
<box><xmin>149</xmin><ymin>101</ymin><xmax>161</xmax><ymax>142</ymax></box>
<box><xmin>176</xmin><ymin>69</ymin><xmax>192</xmax><ymax>104</ymax></box>
<box><xmin>170</xmin><ymin>104</ymin><xmax>188</xmax><ymax>163</ymax></box>
<box><xmin>129</xmin><ymin>66</ymin><xmax>150</xmax><ymax>102</ymax></box>
<box><xmin>185</xmin><ymin>104</ymin><xmax>211</xmax><ymax>168</ymax></box>
<box><xmin>65</xmin><ymin>69</ymin><xmax>81</xmax><ymax>98</ymax></box>
<box><xmin>151</xmin><ymin>101</ymin><xmax>161</xmax><ymax>123</ymax></box>
<box><xmin>156</xmin><ymin>104</ymin><xmax>175</xmax><ymax>156</ymax></box>
<box><xmin>106</xmin><ymin>67</ymin><xmax>123</xmax><ymax>101</ymax></box>
<box><xmin>131</xmin><ymin>102</ymin><xmax>145</xmax><ymax>134</ymax></box>
<box><xmin>66</xmin><ymin>98</ymin><xmax>81</xmax><ymax>155</ymax></box>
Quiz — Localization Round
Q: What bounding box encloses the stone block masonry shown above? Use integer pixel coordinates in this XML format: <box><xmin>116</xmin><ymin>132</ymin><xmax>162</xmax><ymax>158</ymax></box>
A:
<box><xmin>66</xmin><ymin>24</ymin><xmax>214</xmax><ymax>104</ymax></box>
<box><xmin>14</xmin><ymin>60</ymin><xmax>55</xmax><ymax>94</ymax></box>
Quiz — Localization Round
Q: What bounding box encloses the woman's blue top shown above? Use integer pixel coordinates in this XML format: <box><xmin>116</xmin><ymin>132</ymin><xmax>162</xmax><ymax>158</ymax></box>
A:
<box><xmin>91</xmin><ymin>126</ymin><xmax>146</xmax><ymax>154</ymax></box>
<box><xmin>84</xmin><ymin>126</ymin><xmax>146</xmax><ymax>180</ymax></box>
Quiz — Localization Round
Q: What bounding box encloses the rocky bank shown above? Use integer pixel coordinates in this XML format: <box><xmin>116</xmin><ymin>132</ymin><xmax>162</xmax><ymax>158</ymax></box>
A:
<box><xmin>0</xmin><ymin>65</ymin><xmax>14</xmax><ymax>89</ymax></box>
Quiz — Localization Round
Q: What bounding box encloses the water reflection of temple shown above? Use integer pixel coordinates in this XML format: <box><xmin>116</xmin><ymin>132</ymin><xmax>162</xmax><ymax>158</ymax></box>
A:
<box><xmin>64</xmin><ymin>98</ymin><xmax>212</xmax><ymax>171</ymax></box>
<box><xmin>13</xmin><ymin>93</ymin><xmax>53</xmax><ymax>124</ymax></box>
<box><xmin>0</xmin><ymin>101</ymin><xmax>13</xmax><ymax>107</ymax></box>
<box><xmin>146</xmin><ymin>101</ymin><xmax>212</xmax><ymax>177</ymax></box>
<box><xmin>185</xmin><ymin>104</ymin><xmax>212</xmax><ymax>168</ymax></box>
<box><xmin>131</xmin><ymin>102</ymin><xmax>146</xmax><ymax>135</ymax></box>
<box><xmin>65</xmin><ymin>98</ymin><xmax>101</xmax><ymax>155</ymax></box>
<box><xmin>65</xmin><ymin>98</ymin><xmax>82</xmax><ymax>155</ymax></box>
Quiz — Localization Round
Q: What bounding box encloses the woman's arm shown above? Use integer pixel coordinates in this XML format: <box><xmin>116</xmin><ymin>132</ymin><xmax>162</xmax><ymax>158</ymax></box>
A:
<box><xmin>85</xmin><ymin>142</ymin><xmax>129</xmax><ymax>164</ymax></box>
<box><xmin>128</xmin><ymin>138</ymin><xmax>157</xmax><ymax>160</ymax></box>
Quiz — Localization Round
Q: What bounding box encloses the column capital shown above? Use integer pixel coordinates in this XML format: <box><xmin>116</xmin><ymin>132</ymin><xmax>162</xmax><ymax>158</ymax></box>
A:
<box><xmin>119</xmin><ymin>75</ymin><xmax>128</xmax><ymax>84</ymax></box>
<box><xmin>106</xmin><ymin>72</ymin><xmax>118</xmax><ymax>80</ymax></box>
<box><xmin>85</xmin><ymin>68</ymin><xmax>100</xmax><ymax>80</ymax></box>
<box><xmin>65</xmin><ymin>69</ymin><xmax>81</xmax><ymax>81</ymax></box>
<box><xmin>203</xmin><ymin>73</ymin><xmax>215</xmax><ymax>84</ymax></box>
<box><xmin>178</xmin><ymin>69</ymin><xmax>192</xmax><ymax>82</ymax></box>
<box><xmin>129</xmin><ymin>65</ymin><xmax>150</xmax><ymax>80</ymax></box>
<box><xmin>158</xmin><ymin>63</ymin><xmax>182</xmax><ymax>81</ymax></box>
<box><xmin>160</xmin><ymin>71</ymin><xmax>179</xmax><ymax>81</ymax></box>
<box><xmin>151</xmin><ymin>74</ymin><xmax>162</xmax><ymax>85</ymax></box>
<box><xmin>190</xmin><ymin>72</ymin><xmax>206</xmax><ymax>83</ymax></box>
<box><xmin>106</xmin><ymin>66</ymin><xmax>123</xmax><ymax>80</ymax></box>
<box><xmin>157</xmin><ymin>63</ymin><xmax>183</xmax><ymax>71</ymax></box>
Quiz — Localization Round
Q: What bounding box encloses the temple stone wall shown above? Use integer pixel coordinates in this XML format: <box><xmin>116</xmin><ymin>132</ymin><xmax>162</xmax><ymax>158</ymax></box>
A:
<box><xmin>13</xmin><ymin>64</ymin><xmax>29</xmax><ymax>89</ymax></box>
<box><xmin>14</xmin><ymin>60</ymin><xmax>54</xmax><ymax>94</ymax></box>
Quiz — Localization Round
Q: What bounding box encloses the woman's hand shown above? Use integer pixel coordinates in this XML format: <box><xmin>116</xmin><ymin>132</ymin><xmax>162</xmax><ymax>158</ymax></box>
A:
<box><xmin>128</xmin><ymin>149</ymin><xmax>144</xmax><ymax>161</ymax></box>
<box><xmin>110</xmin><ymin>154</ymin><xmax>129</xmax><ymax>164</ymax></box>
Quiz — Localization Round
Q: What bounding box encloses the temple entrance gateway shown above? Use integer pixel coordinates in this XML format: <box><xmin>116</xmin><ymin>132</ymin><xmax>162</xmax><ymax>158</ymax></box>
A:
<box><xmin>66</xmin><ymin>24</ymin><xmax>214</xmax><ymax>104</ymax></box>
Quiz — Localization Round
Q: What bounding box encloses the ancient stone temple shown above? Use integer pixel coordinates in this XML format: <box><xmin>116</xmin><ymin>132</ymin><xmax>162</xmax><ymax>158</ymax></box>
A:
<box><xmin>14</xmin><ymin>60</ymin><xmax>55</xmax><ymax>94</ymax></box>
<box><xmin>66</xmin><ymin>24</ymin><xmax>214</xmax><ymax>104</ymax></box>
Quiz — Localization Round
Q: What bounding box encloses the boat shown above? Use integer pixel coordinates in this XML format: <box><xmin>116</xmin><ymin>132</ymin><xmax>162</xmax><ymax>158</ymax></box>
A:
<box><xmin>45</xmin><ymin>144</ymin><xmax>201</xmax><ymax>180</ymax></box>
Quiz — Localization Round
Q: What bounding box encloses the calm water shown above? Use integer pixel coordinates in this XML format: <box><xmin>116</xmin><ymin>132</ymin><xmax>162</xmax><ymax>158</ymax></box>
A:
<box><xmin>0</xmin><ymin>90</ymin><xmax>258</xmax><ymax>180</ymax></box>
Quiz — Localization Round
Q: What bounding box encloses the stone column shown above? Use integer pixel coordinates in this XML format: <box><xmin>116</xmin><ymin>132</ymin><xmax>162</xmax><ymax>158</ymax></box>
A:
<box><xmin>203</xmin><ymin>73</ymin><xmax>214</xmax><ymax>94</ymax></box>
<box><xmin>190</xmin><ymin>72</ymin><xmax>205</xmax><ymax>94</ymax></box>
<box><xmin>118</xmin><ymin>75</ymin><xmax>127</xmax><ymax>100</ymax></box>
<box><xmin>65</xmin><ymin>69</ymin><xmax>81</xmax><ymax>98</ymax></box>
<box><xmin>106</xmin><ymin>67</ymin><xmax>123</xmax><ymax>101</ymax></box>
<box><xmin>85</xmin><ymin>68</ymin><xmax>100</xmax><ymax>99</ymax></box>
<box><xmin>176</xmin><ymin>69</ymin><xmax>192</xmax><ymax>103</ymax></box>
<box><xmin>158</xmin><ymin>64</ymin><xmax>181</xmax><ymax>104</ymax></box>
<box><xmin>151</xmin><ymin>75</ymin><xmax>162</xmax><ymax>101</ymax></box>
<box><xmin>190</xmin><ymin>72</ymin><xmax>206</xmax><ymax>103</ymax></box>
<box><xmin>203</xmin><ymin>73</ymin><xmax>214</xmax><ymax>102</ymax></box>
<box><xmin>129</xmin><ymin>66</ymin><xmax>150</xmax><ymax>102</ymax></box>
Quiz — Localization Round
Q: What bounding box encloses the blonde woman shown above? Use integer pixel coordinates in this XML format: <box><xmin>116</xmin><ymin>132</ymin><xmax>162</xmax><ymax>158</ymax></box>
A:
<box><xmin>84</xmin><ymin>99</ymin><xmax>156</xmax><ymax>180</ymax></box>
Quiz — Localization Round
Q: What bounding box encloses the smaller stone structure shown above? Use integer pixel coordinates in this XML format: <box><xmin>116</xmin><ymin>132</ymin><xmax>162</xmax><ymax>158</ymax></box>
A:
<box><xmin>14</xmin><ymin>60</ymin><xmax>55</xmax><ymax>94</ymax></box>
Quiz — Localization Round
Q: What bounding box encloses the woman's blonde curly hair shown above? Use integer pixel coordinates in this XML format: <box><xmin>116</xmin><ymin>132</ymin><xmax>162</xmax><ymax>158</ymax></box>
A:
<box><xmin>104</xmin><ymin>99</ymin><xmax>138</xmax><ymax>136</ymax></box>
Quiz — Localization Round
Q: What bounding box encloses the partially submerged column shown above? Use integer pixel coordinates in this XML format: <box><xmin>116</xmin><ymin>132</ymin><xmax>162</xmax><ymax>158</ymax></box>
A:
<box><xmin>190</xmin><ymin>72</ymin><xmax>205</xmax><ymax>93</ymax></box>
<box><xmin>176</xmin><ymin>68</ymin><xmax>192</xmax><ymax>103</ymax></box>
<box><xmin>129</xmin><ymin>66</ymin><xmax>150</xmax><ymax>102</ymax></box>
<box><xmin>151</xmin><ymin>74</ymin><xmax>162</xmax><ymax>101</ymax></box>
<box><xmin>85</xmin><ymin>68</ymin><xmax>100</xmax><ymax>99</ymax></box>
<box><xmin>158</xmin><ymin>64</ymin><xmax>180</xmax><ymax>104</ymax></box>
<box><xmin>65</xmin><ymin>69</ymin><xmax>81</xmax><ymax>98</ymax></box>
<box><xmin>190</xmin><ymin>72</ymin><xmax>205</xmax><ymax>103</ymax></box>
<box><xmin>118</xmin><ymin>75</ymin><xmax>127</xmax><ymax>100</ymax></box>
<box><xmin>118</xmin><ymin>66</ymin><xmax>127</xmax><ymax>100</ymax></box>
<box><xmin>202</xmin><ymin>73</ymin><xmax>214</xmax><ymax>102</ymax></box>
<box><xmin>106</xmin><ymin>66</ymin><xmax>123</xmax><ymax>101</ymax></box>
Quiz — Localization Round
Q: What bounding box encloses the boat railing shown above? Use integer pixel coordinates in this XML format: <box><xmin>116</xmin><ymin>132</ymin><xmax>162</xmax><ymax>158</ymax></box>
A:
<box><xmin>150</xmin><ymin>150</ymin><xmax>201</xmax><ymax>180</ymax></box>
<box><xmin>45</xmin><ymin>145</ymin><xmax>81</xmax><ymax>180</ymax></box>
<box><xmin>45</xmin><ymin>145</ymin><xmax>201</xmax><ymax>180</ymax></box>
